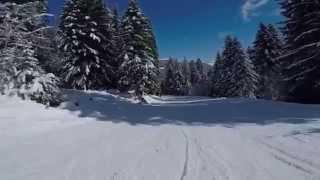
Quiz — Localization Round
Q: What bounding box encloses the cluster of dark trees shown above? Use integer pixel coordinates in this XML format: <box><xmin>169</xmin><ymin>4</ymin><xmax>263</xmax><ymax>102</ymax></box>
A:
<box><xmin>162</xmin><ymin>0</ymin><xmax>320</xmax><ymax>104</ymax></box>
<box><xmin>0</xmin><ymin>0</ymin><xmax>160</xmax><ymax>105</ymax></box>
<box><xmin>0</xmin><ymin>0</ymin><xmax>319</xmax><ymax>105</ymax></box>
<box><xmin>161</xmin><ymin>25</ymin><xmax>279</xmax><ymax>99</ymax></box>
<box><xmin>59</xmin><ymin>0</ymin><xmax>160</xmax><ymax>96</ymax></box>
<box><xmin>210</xmin><ymin>36</ymin><xmax>258</xmax><ymax>98</ymax></box>
<box><xmin>162</xmin><ymin>58</ymin><xmax>209</xmax><ymax>96</ymax></box>
<box><xmin>279</xmin><ymin>0</ymin><xmax>320</xmax><ymax>103</ymax></box>
<box><xmin>0</xmin><ymin>0</ymin><xmax>62</xmax><ymax>106</ymax></box>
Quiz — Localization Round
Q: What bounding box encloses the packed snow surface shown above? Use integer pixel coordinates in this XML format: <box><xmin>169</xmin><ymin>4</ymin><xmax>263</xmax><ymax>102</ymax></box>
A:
<box><xmin>1</xmin><ymin>90</ymin><xmax>320</xmax><ymax>180</ymax></box>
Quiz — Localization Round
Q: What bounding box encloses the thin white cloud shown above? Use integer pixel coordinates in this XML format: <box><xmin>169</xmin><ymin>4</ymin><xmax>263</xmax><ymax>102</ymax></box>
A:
<box><xmin>241</xmin><ymin>0</ymin><xmax>269</xmax><ymax>21</ymax></box>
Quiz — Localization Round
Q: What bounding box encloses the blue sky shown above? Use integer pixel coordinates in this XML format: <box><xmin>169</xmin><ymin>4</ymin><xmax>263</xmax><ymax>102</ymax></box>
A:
<box><xmin>49</xmin><ymin>0</ymin><xmax>282</xmax><ymax>62</ymax></box>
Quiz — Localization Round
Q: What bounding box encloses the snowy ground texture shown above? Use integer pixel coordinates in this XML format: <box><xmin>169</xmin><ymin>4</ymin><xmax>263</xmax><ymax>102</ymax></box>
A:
<box><xmin>1</xmin><ymin>90</ymin><xmax>320</xmax><ymax>180</ymax></box>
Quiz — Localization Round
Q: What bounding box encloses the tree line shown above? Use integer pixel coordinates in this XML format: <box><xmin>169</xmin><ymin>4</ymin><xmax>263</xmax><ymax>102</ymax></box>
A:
<box><xmin>0</xmin><ymin>0</ymin><xmax>159</xmax><ymax>105</ymax></box>
<box><xmin>162</xmin><ymin>58</ymin><xmax>210</xmax><ymax>96</ymax></box>
<box><xmin>163</xmin><ymin>0</ymin><xmax>320</xmax><ymax>104</ymax></box>
<box><xmin>0</xmin><ymin>0</ymin><xmax>319</xmax><ymax>105</ymax></box>
<box><xmin>212</xmin><ymin>0</ymin><xmax>320</xmax><ymax>104</ymax></box>
<box><xmin>162</xmin><ymin>25</ymin><xmax>281</xmax><ymax>99</ymax></box>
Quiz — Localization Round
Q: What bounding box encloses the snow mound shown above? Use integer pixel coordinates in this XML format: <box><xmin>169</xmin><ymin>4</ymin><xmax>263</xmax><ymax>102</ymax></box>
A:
<box><xmin>143</xmin><ymin>95</ymin><xmax>226</xmax><ymax>105</ymax></box>
<box><xmin>0</xmin><ymin>95</ymin><xmax>91</xmax><ymax>139</ymax></box>
<box><xmin>60</xmin><ymin>90</ymin><xmax>320</xmax><ymax>126</ymax></box>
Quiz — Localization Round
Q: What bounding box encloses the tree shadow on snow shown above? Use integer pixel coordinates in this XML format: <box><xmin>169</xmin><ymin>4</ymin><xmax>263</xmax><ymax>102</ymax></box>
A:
<box><xmin>61</xmin><ymin>90</ymin><xmax>320</xmax><ymax>127</ymax></box>
<box><xmin>287</xmin><ymin>128</ymin><xmax>320</xmax><ymax>136</ymax></box>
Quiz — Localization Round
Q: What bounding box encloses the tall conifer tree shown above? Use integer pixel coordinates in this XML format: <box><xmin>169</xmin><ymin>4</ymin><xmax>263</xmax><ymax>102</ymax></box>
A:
<box><xmin>213</xmin><ymin>36</ymin><xmax>257</xmax><ymax>97</ymax></box>
<box><xmin>252</xmin><ymin>23</ymin><xmax>283</xmax><ymax>99</ymax></box>
<box><xmin>210</xmin><ymin>52</ymin><xmax>224</xmax><ymax>97</ymax></box>
<box><xmin>279</xmin><ymin>0</ymin><xmax>320</xmax><ymax>103</ymax></box>
<box><xmin>0</xmin><ymin>1</ymin><xmax>61</xmax><ymax>106</ymax></box>
<box><xmin>181</xmin><ymin>59</ymin><xmax>191</xmax><ymax>94</ymax></box>
<box><xmin>118</xmin><ymin>0</ymin><xmax>160</xmax><ymax>96</ymax></box>
<box><xmin>59</xmin><ymin>0</ymin><xmax>115</xmax><ymax>90</ymax></box>
<box><xmin>189</xmin><ymin>60</ymin><xmax>201</xmax><ymax>85</ymax></box>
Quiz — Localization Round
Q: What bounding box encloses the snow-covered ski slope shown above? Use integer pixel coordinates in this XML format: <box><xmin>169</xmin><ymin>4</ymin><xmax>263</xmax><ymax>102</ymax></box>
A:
<box><xmin>1</xmin><ymin>90</ymin><xmax>320</xmax><ymax>180</ymax></box>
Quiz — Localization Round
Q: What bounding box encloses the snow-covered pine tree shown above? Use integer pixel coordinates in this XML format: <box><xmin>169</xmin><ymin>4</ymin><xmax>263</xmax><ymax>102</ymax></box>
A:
<box><xmin>118</xmin><ymin>0</ymin><xmax>160</xmax><ymax>96</ymax></box>
<box><xmin>161</xmin><ymin>58</ymin><xmax>174</xmax><ymax>94</ymax></box>
<box><xmin>252</xmin><ymin>23</ymin><xmax>283</xmax><ymax>100</ymax></box>
<box><xmin>31</xmin><ymin>1</ymin><xmax>62</xmax><ymax>75</ymax></box>
<box><xmin>20</xmin><ymin>0</ymin><xmax>63</xmax><ymax>78</ymax></box>
<box><xmin>196</xmin><ymin>58</ymin><xmax>208</xmax><ymax>81</ymax></box>
<box><xmin>210</xmin><ymin>52</ymin><xmax>224</xmax><ymax>97</ymax></box>
<box><xmin>217</xmin><ymin>36</ymin><xmax>257</xmax><ymax>98</ymax></box>
<box><xmin>189</xmin><ymin>60</ymin><xmax>201</xmax><ymax>85</ymax></box>
<box><xmin>143</xmin><ymin>16</ymin><xmax>161</xmax><ymax>95</ymax></box>
<box><xmin>41</xmin><ymin>28</ymin><xmax>65</xmax><ymax>74</ymax></box>
<box><xmin>279</xmin><ymin>0</ymin><xmax>320</xmax><ymax>103</ymax></box>
<box><xmin>163</xmin><ymin>58</ymin><xmax>187</xmax><ymax>95</ymax></box>
<box><xmin>0</xmin><ymin>2</ymin><xmax>62</xmax><ymax>106</ymax></box>
<box><xmin>163</xmin><ymin>58</ymin><xmax>175</xmax><ymax>95</ymax></box>
<box><xmin>172</xmin><ymin>61</ymin><xmax>186</xmax><ymax>96</ymax></box>
<box><xmin>1</xmin><ymin>0</ymin><xmax>60</xmax><ymax>81</ymax></box>
<box><xmin>110</xmin><ymin>8</ymin><xmax>125</xmax><ymax>87</ymax></box>
<box><xmin>233</xmin><ymin>45</ymin><xmax>258</xmax><ymax>98</ymax></box>
<box><xmin>246</xmin><ymin>46</ymin><xmax>255</xmax><ymax>63</ymax></box>
<box><xmin>181</xmin><ymin>58</ymin><xmax>191</xmax><ymax>95</ymax></box>
<box><xmin>212</xmin><ymin>37</ymin><xmax>235</xmax><ymax>97</ymax></box>
<box><xmin>0</xmin><ymin>0</ymin><xmax>48</xmax><ymax>51</ymax></box>
<box><xmin>59</xmin><ymin>0</ymin><xmax>115</xmax><ymax>90</ymax></box>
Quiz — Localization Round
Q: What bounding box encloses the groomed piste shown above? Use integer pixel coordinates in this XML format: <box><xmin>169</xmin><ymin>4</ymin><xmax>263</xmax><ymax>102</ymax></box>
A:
<box><xmin>1</xmin><ymin>90</ymin><xmax>320</xmax><ymax>180</ymax></box>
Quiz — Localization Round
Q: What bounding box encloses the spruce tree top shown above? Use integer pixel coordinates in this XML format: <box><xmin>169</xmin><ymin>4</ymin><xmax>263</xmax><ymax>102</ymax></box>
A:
<box><xmin>122</xmin><ymin>0</ymin><xmax>158</xmax><ymax>61</ymax></box>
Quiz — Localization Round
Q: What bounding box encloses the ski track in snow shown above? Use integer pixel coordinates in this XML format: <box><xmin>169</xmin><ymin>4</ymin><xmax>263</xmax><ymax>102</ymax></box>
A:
<box><xmin>258</xmin><ymin>140</ymin><xmax>320</xmax><ymax>175</ymax></box>
<box><xmin>179</xmin><ymin>130</ymin><xmax>189</xmax><ymax>180</ymax></box>
<box><xmin>189</xmin><ymin>136</ymin><xmax>228</xmax><ymax>180</ymax></box>
<box><xmin>1</xmin><ymin>91</ymin><xmax>320</xmax><ymax>180</ymax></box>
